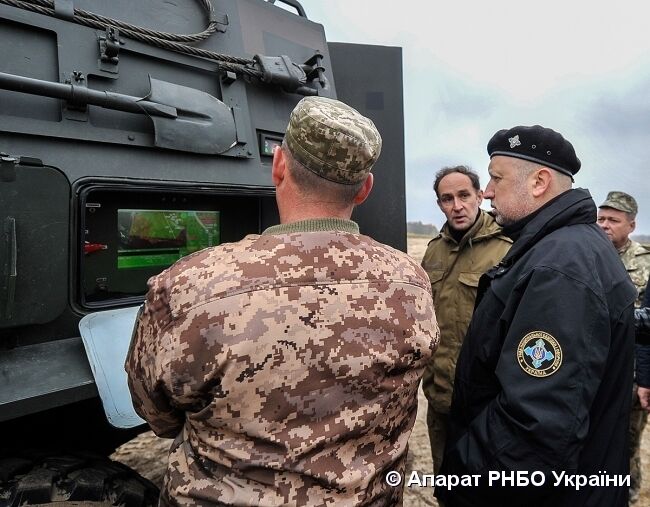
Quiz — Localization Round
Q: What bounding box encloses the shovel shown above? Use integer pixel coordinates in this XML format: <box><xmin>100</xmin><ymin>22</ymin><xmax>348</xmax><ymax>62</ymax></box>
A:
<box><xmin>0</xmin><ymin>71</ymin><xmax>237</xmax><ymax>155</ymax></box>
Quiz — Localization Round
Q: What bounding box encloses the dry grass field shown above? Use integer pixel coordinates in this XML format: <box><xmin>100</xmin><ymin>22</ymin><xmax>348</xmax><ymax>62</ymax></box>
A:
<box><xmin>112</xmin><ymin>233</ymin><xmax>649</xmax><ymax>506</ymax></box>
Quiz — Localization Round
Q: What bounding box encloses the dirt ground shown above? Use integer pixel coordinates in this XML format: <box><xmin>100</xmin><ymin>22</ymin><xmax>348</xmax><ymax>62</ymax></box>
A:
<box><xmin>112</xmin><ymin>234</ymin><xmax>650</xmax><ymax>506</ymax></box>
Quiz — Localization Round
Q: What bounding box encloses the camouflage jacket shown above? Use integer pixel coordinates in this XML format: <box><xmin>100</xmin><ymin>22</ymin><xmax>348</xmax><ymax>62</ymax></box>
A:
<box><xmin>126</xmin><ymin>218</ymin><xmax>439</xmax><ymax>506</ymax></box>
<box><xmin>619</xmin><ymin>239</ymin><xmax>650</xmax><ymax>306</ymax></box>
<box><xmin>420</xmin><ymin>210</ymin><xmax>511</xmax><ymax>413</ymax></box>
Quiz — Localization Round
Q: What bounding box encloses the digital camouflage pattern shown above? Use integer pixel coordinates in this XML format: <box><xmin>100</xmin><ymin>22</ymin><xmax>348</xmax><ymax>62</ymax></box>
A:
<box><xmin>620</xmin><ymin>240</ymin><xmax>650</xmax><ymax>306</ymax></box>
<box><xmin>285</xmin><ymin>96</ymin><xmax>382</xmax><ymax>185</ymax></box>
<box><xmin>126</xmin><ymin>226</ymin><xmax>438</xmax><ymax>506</ymax></box>
<box><xmin>600</xmin><ymin>190</ymin><xmax>638</xmax><ymax>215</ymax></box>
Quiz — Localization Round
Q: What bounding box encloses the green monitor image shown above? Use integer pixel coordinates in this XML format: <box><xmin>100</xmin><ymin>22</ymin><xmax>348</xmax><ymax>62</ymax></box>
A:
<box><xmin>117</xmin><ymin>209</ymin><xmax>220</xmax><ymax>270</ymax></box>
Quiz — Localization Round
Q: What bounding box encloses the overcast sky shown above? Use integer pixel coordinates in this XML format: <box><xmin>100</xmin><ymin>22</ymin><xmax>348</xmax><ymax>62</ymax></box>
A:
<box><xmin>298</xmin><ymin>0</ymin><xmax>650</xmax><ymax>234</ymax></box>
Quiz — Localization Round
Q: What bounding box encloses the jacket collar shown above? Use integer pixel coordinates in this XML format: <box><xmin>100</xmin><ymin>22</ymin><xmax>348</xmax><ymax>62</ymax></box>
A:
<box><xmin>500</xmin><ymin>188</ymin><xmax>596</xmax><ymax>266</ymax></box>
<box><xmin>262</xmin><ymin>218</ymin><xmax>359</xmax><ymax>235</ymax></box>
<box><xmin>440</xmin><ymin>209</ymin><xmax>505</xmax><ymax>248</ymax></box>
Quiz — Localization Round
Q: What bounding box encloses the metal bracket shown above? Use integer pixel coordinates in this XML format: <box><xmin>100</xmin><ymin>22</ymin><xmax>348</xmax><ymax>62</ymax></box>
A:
<box><xmin>210</xmin><ymin>11</ymin><xmax>229</xmax><ymax>33</ymax></box>
<box><xmin>221</xmin><ymin>71</ymin><xmax>237</xmax><ymax>85</ymax></box>
<box><xmin>0</xmin><ymin>154</ymin><xmax>42</xmax><ymax>183</ymax></box>
<box><xmin>302</xmin><ymin>52</ymin><xmax>329</xmax><ymax>96</ymax></box>
<box><xmin>253</xmin><ymin>53</ymin><xmax>329</xmax><ymax>96</ymax></box>
<box><xmin>54</xmin><ymin>0</ymin><xmax>74</xmax><ymax>21</ymax></box>
<box><xmin>253</xmin><ymin>54</ymin><xmax>307</xmax><ymax>93</ymax></box>
<box><xmin>0</xmin><ymin>155</ymin><xmax>17</xmax><ymax>182</ymax></box>
<box><xmin>0</xmin><ymin>154</ymin><xmax>18</xmax><ymax>182</ymax></box>
<box><xmin>62</xmin><ymin>71</ymin><xmax>89</xmax><ymax>121</ymax></box>
<box><xmin>98</xmin><ymin>27</ymin><xmax>120</xmax><ymax>74</ymax></box>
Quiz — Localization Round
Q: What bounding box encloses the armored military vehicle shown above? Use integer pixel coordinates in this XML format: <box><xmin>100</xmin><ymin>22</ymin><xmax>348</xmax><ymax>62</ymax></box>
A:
<box><xmin>0</xmin><ymin>0</ymin><xmax>405</xmax><ymax>504</ymax></box>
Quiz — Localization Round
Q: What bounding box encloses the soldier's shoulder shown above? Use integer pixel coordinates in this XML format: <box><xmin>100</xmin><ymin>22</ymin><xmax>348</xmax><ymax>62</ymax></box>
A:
<box><xmin>479</xmin><ymin>212</ymin><xmax>512</xmax><ymax>244</ymax></box>
<box><xmin>427</xmin><ymin>232</ymin><xmax>444</xmax><ymax>245</ymax></box>
<box><xmin>485</xmin><ymin>232</ymin><xmax>512</xmax><ymax>245</ymax></box>
<box><xmin>361</xmin><ymin>235</ymin><xmax>433</xmax><ymax>289</ymax></box>
<box><xmin>156</xmin><ymin>234</ymin><xmax>263</xmax><ymax>299</ymax></box>
<box><xmin>416</xmin><ymin>232</ymin><xmax>444</xmax><ymax>255</ymax></box>
<box><xmin>630</xmin><ymin>240</ymin><xmax>650</xmax><ymax>258</ymax></box>
<box><xmin>363</xmin><ymin>234</ymin><xmax>420</xmax><ymax>264</ymax></box>
<box><xmin>636</xmin><ymin>248</ymin><xmax>650</xmax><ymax>270</ymax></box>
<box><xmin>167</xmin><ymin>234</ymin><xmax>260</xmax><ymax>275</ymax></box>
<box><xmin>419</xmin><ymin>236</ymin><xmax>446</xmax><ymax>266</ymax></box>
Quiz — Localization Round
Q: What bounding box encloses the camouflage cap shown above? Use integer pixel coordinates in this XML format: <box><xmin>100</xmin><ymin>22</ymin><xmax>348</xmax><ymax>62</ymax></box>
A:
<box><xmin>599</xmin><ymin>191</ymin><xmax>638</xmax><ymax>215</ymax></box>
<box><xmin>285</xmin><ymin>96</ymin><xmax>382</xmax><ymax>185</ymax></box>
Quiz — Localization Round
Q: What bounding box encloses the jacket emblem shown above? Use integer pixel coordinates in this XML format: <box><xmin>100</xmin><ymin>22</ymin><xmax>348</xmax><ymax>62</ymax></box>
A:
<box><xmin>517</xmin><ymin>331</ymin><xmax>563</xmax><ymax>377</ymax></box>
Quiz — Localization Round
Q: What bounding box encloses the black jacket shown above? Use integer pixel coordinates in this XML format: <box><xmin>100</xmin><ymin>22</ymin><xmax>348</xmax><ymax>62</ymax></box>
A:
<box><xmin>436</xmin><ymin>189</ymin><xmax>636</xmax><ymax>507</ymax></box>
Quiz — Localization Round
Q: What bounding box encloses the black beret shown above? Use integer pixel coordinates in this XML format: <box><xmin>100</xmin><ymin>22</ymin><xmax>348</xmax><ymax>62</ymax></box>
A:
<box><xmin>487</xmin><ymin>125</ymin><xmax>581</xmax><ymax>177</ymax></box>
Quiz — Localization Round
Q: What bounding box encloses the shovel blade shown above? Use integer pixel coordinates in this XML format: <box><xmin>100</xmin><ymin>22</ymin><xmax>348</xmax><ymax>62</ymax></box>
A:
<box><xmin>147</xmin><ymin>77</ymin><xmax>237</xmax><ymax>155</ymax></box>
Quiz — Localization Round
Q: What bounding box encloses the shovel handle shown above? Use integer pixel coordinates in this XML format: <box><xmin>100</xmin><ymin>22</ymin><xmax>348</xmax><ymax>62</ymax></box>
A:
<box><xmin>0</xmin><ymin>71</ymin><xmax>177</xmax><ymax>118</ymax></box>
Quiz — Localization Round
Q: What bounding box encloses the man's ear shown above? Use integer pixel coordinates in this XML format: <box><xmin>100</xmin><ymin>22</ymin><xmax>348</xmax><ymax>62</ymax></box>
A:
<box><xmin>531</xmin><ymin>168</ymin><xmax>552</xmax><ymax>198</ymax></box>
<box><xmin>630</xmin><ymin>218</ymin><xmax>636</xmax><ymax>234</ymax></box>
<box><xmin>353</xmin><ymin>173</ymin><xmax>374</xmax><ymax>205</ymax></box>
<box><xmin>272</xmin><ymin>146</ymin><xmax>286</xmax><ymax>186</ymax></box>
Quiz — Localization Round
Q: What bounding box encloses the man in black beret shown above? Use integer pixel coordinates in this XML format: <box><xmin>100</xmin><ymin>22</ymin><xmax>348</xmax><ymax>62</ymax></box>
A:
<box><xmin>436</xmin><ymin>125</ymin><xmax>636</xmax><ymax>507</ymax></box>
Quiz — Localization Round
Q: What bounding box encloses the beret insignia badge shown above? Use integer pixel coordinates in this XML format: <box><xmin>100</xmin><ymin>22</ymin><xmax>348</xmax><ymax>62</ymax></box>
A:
<box><xmin>517</xmin><ymin>331</ymin><xmax>562</xmax><ymax>377</ymax></box>
<box><xmin>508</xmin><ymin>135</ymin><xmax>521</xmax><ymax>149</ymax></box>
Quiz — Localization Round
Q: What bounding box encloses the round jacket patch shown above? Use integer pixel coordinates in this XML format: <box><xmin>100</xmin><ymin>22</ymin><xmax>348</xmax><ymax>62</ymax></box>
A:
<box><xmin>517</xmin><ymin>331</ymin><xmax>562</xmax><ymax>377</ymax></box>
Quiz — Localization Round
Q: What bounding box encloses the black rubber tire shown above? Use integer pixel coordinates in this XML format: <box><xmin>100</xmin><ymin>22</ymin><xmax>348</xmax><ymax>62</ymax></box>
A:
<box><xmin>0</xmin><ymin>452</ymin><xmax>159</xmax><ymax>507</ymax></box>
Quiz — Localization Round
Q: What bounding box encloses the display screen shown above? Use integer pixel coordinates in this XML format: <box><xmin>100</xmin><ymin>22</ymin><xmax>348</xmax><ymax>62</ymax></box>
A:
<box><xmin>117</xmin><ymin>209</ymin><xmax>220</xmax><ymax>269</ymax></box>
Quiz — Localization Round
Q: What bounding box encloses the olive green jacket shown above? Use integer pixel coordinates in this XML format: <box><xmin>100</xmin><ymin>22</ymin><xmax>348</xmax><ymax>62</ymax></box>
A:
<box><xmin>421</xmin><ymin>210</ymin><xmax>511</xmax><ymax>413</ymax></box>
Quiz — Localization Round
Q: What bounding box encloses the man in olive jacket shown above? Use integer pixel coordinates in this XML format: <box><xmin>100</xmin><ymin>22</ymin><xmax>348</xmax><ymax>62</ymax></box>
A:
<box><xmin>421</xmin><ymin>165</ymin><xmax>511</xmax><ymax>473</ymax></box>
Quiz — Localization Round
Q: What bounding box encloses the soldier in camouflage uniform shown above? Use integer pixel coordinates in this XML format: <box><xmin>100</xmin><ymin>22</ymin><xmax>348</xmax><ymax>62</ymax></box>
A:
<box><xmin>598</xmin><ymin>191</ymin><xmax>650</xmax><ymax>505</ymax></box>
<box><xmin>126</xmin><ymin>96</ymin><xmax>439</xmax><ymax>506</ymax></box>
